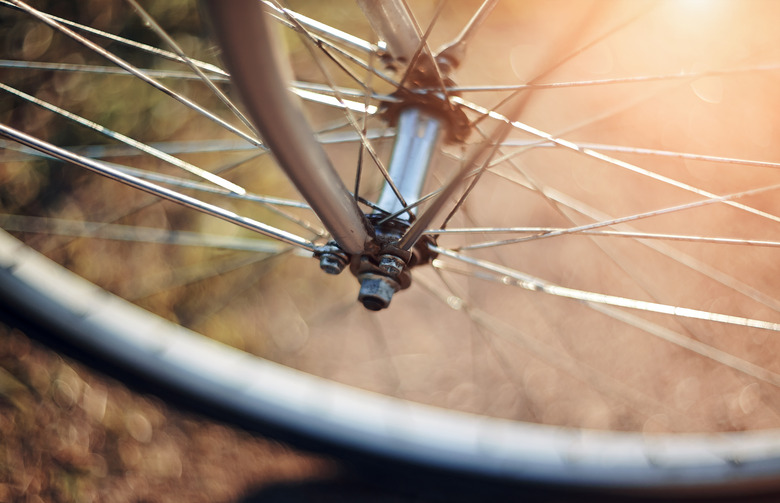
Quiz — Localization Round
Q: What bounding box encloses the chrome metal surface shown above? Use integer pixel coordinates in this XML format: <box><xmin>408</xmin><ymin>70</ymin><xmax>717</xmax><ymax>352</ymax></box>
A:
<box><xmin>205</xmin><ymin>0</ymin><xmax>371</xmax><ymax>255</ymax></box>
<box><xmin>263</xmin><ymin>1</ymin><xmax>378</xmax><ymax>55</ymax></box>
<box><xmin>0</xmin><ymin>123</ymin><xmax>315</xmax><ymax>251</ymax></box>
<box><xmin>376</xmin><ymin>108</ymin><xmax>442</xmax><ymax>219</ymax></box>
<box><xmin>356</xmin><ymin>0</ymin><xmax>421</xmax><ymax>68</ymax></box>
<box><xmin>436</xmin><ymin>0</ymin><xmax>499</xmax><ymax>72</ymax></box>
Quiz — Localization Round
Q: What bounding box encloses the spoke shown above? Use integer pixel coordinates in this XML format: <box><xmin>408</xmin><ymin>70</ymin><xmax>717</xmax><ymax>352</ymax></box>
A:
<box><xmin>0</xmin><ymin>58</ymin><xmax>392</xmax><ymax>110</ymax></box>
<box><xmin>114</xmin><ymin>165</ymin><xmax>312</xmax><ymax>210</ymax></box>
<box><xmin>420</xmin><ymin>268</ymin><xmax>541</xmax><ymax>421</ymax></box>
<box><xmin>397</xmin><ymin>0</ymin><xmax>452</xmax><ymax>105</ymax></box>
<box><xmin>432</xmin><ymin>245</ymin><xmax>780</xmax><ymax>332</ymax></box>
<box><xmin>354</xmin><ymin>52</ymin><xmax>378</xmax><ymax>202</ymax></box>
<box><xmin>0</xmin><ymin>138</ymin><xmax>263</xmax><ymax>161</ymax></box>
<box><xmin>272</xmin><ymin>1</ymin><xmax>409</xmax><ymax>211</ymax></box>
<box><xmin>588</xmin><ymin>304</ymin><xmax>780</xmax><ymax>387</ymax></box>
<box><xmin>436</xmin><ymin>134</ymin><xmax>504</xmax><ymax>231</ymax></box>
<box><xmin>125</xmin><ymin>0</ymin><xmax>259</xmax><ymax>136</ymax></box>
<box><xmin>0</xmin><ymin>59</ymin><xmax>229</xmax><ymax>80</ymax></box>
<box><xmin>455</xmin><ymin>181</ymin><xmax>780</xmax><ymax>250</ymax></box>
<box><xmin>562</xmin><ymin>142</ymin><xmax>780</xmax><ymax>170</ymax></box>
<box><xmin>4</xmin><ymin>140</ymin><xmax>312</xmax><ymax>210</ymax></box>
<box><xmin>9</xmin><ymin>0</ymin><xmax>265</xmax><ymax>153</ymax></box>
<box><xmin>0</xmin><ymin>83</ymin><xmax>246</xmax><ymax>195</ymax></box>
<box><xmin>487</xmin><ymin>166</ymin><xmax>780</xmax><ymax>314</ymax></box>
<box><xmin>431</xmin><ymin>3</ymin><xmax>634</xmax><ymax>230</ymax></box>
<box><xmin>0</xmin><ymin>127</ymin><xmax>394</xmax><ymax>163</ymax></box>
<box><xmin>0</xmin><ymin>123</ymin><xmax>315</xmax><ymax>251</ymax></box>
<box><xmin>292</xmin><ymin>81</ymin><xmax>398</xmax><ymax>103</ymax></box>
<box><xmin>434</xmin><ymin>258</ymin><xmax>780</xmax><ymax>388</ymax></box>
<box><xmin>442</xmin><ymin>63</ymin><xmax>780</xmax><ymax>92</ymax></box>
<box><xmin>0</xmin><ymin>215</ymin><xmax>291</xmax><ymax>253</ymax></box>
<box><xmin>435</xmin><ymin>0</ymin><xmax>499</xmax><ymax>71</ymax></box>
<box><xmin>262</xmin><ymin>0</ymin><xmax>378</xmax><ymax>55</ymax></box>
<box><xmin>291</xmin><ymin>88</ymin><xmax>378</xmax><ymax>114</ymax></box>
<box><xmin>454</xmin><ymin>94</ymin><xmax>780</xmax><ymax>225</ymax></box>
<box><xmin>130</xmin><ymin>247</ymin><xmax>297</xmax><ymax>304</ymax></box>
<box><xmin>495</xmin><ymin>139</ymin><xmax>780</xmax><ymax>171</ymax></box>
<box><xmin>417</xmin><ymin>268</ymin><xmax>687</xmax><ymax>427</ymax></box>
<box><xmin>429</xmin><ymin>227</ymin><xmax>780</xmax><ymax>249</ymax></box>
<box><xmin>0</xmin><ymin>0</ymin><xmax>227</xmax><ymax>75</ymax></box>
<box><xmin>375</xmin><ymin>150</ymin><xmax>528</xmax><ymax>226</ymax></box>
<box><xmin>267</xmin><ymin>3</ymin><xmax>401</xmax><ymax>91</ymax></box>
<box><xmin>484</xmin><ymin>66</ymin><xmax>687</xmax><ymax>169</ymax></box>
<box><xmin>471</xmin><ymin>2</ymin><xmax>653</xmax><ymax>131</ymax></box>
<box><xmin>399</xmin><ymin>93</ymin><xmax>527</xmax><ymax>250</ymax></box>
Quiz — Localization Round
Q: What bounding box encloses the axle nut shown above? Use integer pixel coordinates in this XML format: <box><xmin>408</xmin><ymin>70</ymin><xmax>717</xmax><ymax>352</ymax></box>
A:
<box><xmin>358</xmin><ymin>274</ymin><xmax>400</xmax><ymax>311</ymax></box>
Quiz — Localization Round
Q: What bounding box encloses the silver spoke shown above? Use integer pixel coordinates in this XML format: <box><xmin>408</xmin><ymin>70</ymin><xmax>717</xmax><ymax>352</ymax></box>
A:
<box><xmin>292</xmin><ymin>81</ymin><xmax>397</xmax><ymax>103</ymax></box>
<box><xmin>432</xmin><ymin>245</ymin><xmax>780</xmax><ymax>332</ymax></box>
<box><xmin>291</xmin><ymin>87</ymin><xmax>378</xmax><ymax>114</ymax></box>
<box><xmin>125</xmin><ymin>0</ymin><xmax>259</xmax><ymax>136</ymax></box>
<box><xmin>9</xmin><ymin>0</ymin><xmax>265</xmax><ymax>154</ymax></box>
<box><xmin>455</xmin><ymin>181</ymin><xmax>780</xmax><ymax>250</ymax></box>
<box><xmin>397</xmin><ymin>0</ymin><xmax>451</xmax><ymax>102</ymax></box>
<box><xmin>262</xmin><ymin>0</ymin><xmax>378</xmax><ymax>55</ymax></box>
<box><xmin>442</xmin><ymin>63</ymin><xmax>780</xmax><ymax>92</ymax></box>
<box><xmin>496</xmin><ymin>139</ymin><xmax>780</xmax><ymax>171</ymax></box>
<box><xmin>267</xmin><ymin>2</ymin><xmax>401</xmax><ymax>90</ymax></box>
<box><xmin>429</xmin><ymin>227</ymin><xmax>780</xmax><ymax>249</ymax></box>
<box><xmin>354</xmin><ymin>52</ymin><xmax>378</xmax><ymax>202</ymax></box>
<box><xmin>488</xmin><ymin>166</ymin><xmax>780</xmax><ymax>313</ymax></box>
<box><xmin>435</xmin><ymin>0</ymin><xmax>499</xmax><ymax>70</ymax></box>
<box><xmin>453</xmin><ymin>95</ymin><xmax>780</xmax><ymax>225</ymax></box>
<box><xmin>272</xmin><ymin>1</ymin><xmax>409</xmax><ymax>211</ymax></box>
<box><xmin>0</xmin><ymin>58</ymin><xmax>391</xmax><ymax>109</ymax></box>
<box><xmin>0</xmin><ymin>59</ymin><xmax>228</xmax><ymax>80</ymax></box>
<box><xmin>0</xmin><ymin>123</ymin><xmax>315</xmax><ymax>251</ymax></box>
<box><xmin>0</xmin><ymin>82</ymin><xmax>246</xmax><ymax>195</ymax></box>
<box><xmin>94</xmin><ymin>164</ymin><xmax>314</xmax><ymax>210</ymax></box>
<box><xmin>0</xmin><ymin>215</ymin><xmax>292</xmax><ymax>253</ymax></box>
<box><xmin>433</xmin><ymin>258</ymin><xmax>780</xmax><ymax>388</ymax></box>
<box><xmin>0</xmin><ymin>0</ymin><xmax>226</xmax><ymax>75</ymax></box>
<box><xmin>0</xmin><ymin>128</ymin><xmax>393</xmax><ymax>162</ymax></box>
<box><xmin>129</xmin><ymin>247</ymin><xmax>297</xmax><ymax>304</ymax></box>
<box><xmin>416</xmin><ymin>270</ymin><xmax>687</xmax><ymax>426</ymax></box>
<box><xmin>563</xmin><ymin>142</ymin><xmax>780</xmax><ymax>170</ymax></box>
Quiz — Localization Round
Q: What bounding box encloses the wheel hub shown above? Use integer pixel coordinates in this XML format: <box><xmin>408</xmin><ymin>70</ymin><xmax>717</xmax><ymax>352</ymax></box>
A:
<box><xmin>315</xmin><ymin>214</ymin><xmax>437</xmax><ymax>310</ymax></box>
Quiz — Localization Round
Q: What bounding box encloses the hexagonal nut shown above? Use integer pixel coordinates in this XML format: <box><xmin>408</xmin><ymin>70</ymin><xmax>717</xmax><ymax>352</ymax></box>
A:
<box><xmin>358</xmin><ymin>274</ymin><xmax>400</xmax><ymax>311</ymax></box>
<box><xmin>378</xmin><ymin>254</ymin><xmax>405</xmax><ymax>277</ymax></box>
<box><xmin>319</xmin><ymin>253</ymin><xmax>347</xmax><ymax>275</ymax></box>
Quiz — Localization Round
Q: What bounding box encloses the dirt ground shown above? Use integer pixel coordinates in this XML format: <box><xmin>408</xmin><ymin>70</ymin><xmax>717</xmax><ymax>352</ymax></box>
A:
<box><xmin>0</xmin><ymin>323</ymin><xmax>340</xmax><ymax>503</ymax></box>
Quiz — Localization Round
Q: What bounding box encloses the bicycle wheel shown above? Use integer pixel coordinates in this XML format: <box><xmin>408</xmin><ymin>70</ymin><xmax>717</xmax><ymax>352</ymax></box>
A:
<box><xmin>4</xmin><ymin>0</ymin><xmax>780</xmax><ymax>494</ymax></box>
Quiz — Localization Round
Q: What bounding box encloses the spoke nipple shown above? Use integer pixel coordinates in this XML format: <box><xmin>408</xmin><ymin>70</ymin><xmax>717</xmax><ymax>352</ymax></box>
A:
<box><xmin>358</xmin><ymin>274</ymin><xmax>399</xmax><ymax>311</ymax></box>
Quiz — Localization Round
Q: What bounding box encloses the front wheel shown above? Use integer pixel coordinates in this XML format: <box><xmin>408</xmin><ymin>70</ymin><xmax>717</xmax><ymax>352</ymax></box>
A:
<box><xmin>4</xmin><ymin>0</ymin><xmax>780</xmax><ymax>495</ymax></box>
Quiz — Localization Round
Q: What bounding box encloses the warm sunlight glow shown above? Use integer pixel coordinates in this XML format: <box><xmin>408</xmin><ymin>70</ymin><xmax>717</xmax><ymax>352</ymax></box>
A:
<box><xmin>668</xmin><ymin>0</ymin><xmax>731</xmax><ymax>22</ymax></box>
